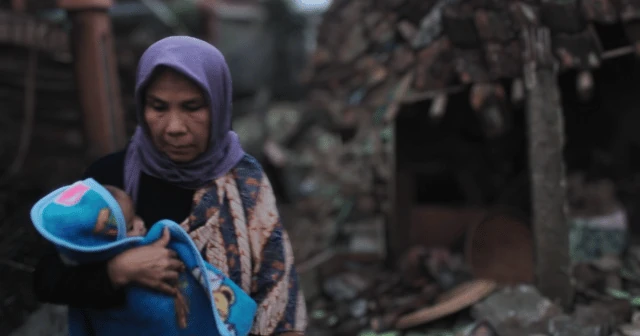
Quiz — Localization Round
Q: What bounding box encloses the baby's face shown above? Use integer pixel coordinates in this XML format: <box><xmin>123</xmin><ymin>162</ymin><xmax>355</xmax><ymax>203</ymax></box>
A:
<box><xmin>120</xmin><ymin>197</ymin><xmax>146</xmax><ymax>237</ymax></box>
<box><xmin>104</xmin><ymin>185</ymin><xmax>147</xmax><ymax>237</ymax></box>
<box><xmin>127</xmin><ymin>215</ymin><xmax>147</xmax><ymax>237</ymax></box>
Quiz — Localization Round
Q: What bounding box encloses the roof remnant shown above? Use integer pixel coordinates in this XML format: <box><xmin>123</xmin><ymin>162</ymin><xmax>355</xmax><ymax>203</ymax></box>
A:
<box><xmin>306</xmin><ymin>0</ymin><xmax>640</xmax><ymax>121</ymax></box>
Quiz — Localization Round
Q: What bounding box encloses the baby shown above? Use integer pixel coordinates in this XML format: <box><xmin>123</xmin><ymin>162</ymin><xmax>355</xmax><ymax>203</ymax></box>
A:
<box><xmin>92</xmin><ymin>185</ymin><xmax>193</xmax><ymax>326</ymax></box>
<box><xmin>39</xmin><ymin>181</ymin><xmax>193</xmax><ymax>326</ymax></box>
<box><xmin>31</xmin><ymin>178</ymin><xmax>257</xmax><ymax>336</ymax></box>
<box><xmin>99</xmin><ymin>185</ymin><xmax>147</xmax><ymax>237</ymax></box>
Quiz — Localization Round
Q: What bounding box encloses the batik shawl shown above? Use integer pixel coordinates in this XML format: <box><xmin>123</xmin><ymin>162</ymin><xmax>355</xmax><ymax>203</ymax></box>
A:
<box><xmin>181</xmin><ymin>154</ymin><xmax>308</xmax><ymax>335</ymax></box>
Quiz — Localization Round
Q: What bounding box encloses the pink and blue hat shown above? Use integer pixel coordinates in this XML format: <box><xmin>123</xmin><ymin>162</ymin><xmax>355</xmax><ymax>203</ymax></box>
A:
<box><xmin>30</xmin><ymin>178</ymin><xmax>143</xmax><ymax>264</ymax></box>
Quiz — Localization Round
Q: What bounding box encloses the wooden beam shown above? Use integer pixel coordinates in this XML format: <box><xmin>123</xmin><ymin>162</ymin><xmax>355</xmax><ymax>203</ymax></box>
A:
<box><xmin>387</xmin><ymin>119</ymin><xmax>415</xmax><ymax>264</ymax></box>
<box><xmin>387</xmin><ymin>118</ymin><xmax>399</xmax><ymax>264</ymax></box>
<box><xmin>523</xmin><ymin>26</ymin><xmax>574</xmax><ymax>307</ymax></box>
<box><xmin>66</xmin><ymin>7</ymin><xmax>127</xmax><ymax>159</ymax></box>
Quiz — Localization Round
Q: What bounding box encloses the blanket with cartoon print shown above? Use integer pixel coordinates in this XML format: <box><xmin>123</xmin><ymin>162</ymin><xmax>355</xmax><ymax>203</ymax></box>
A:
<box><xmin>31</xmin><ymin>179</ymin><xmax>257</xmax><ymax>336</ymax></box>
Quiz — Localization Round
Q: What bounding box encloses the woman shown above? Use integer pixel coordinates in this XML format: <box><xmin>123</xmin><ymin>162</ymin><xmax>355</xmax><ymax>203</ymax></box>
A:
<box><xmin>33</xmin><ymin>36</ymin><xmax>307</xmax><ymax>336</ymax></box>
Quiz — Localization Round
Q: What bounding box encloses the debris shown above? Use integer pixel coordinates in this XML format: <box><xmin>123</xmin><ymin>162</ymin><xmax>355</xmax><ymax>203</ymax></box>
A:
<box><xmin>306</xmin><ymin>249</ymin><xmax>495</xmax><ymax>335</ymax></box>
<box><xmin>590</xmin><ymin>255</ymin><xmax>623</xmax><ymax>272</ymax></box>
<box><xmin>567</xmin><ymin>176</ymin><xmax>629</xmax><ymax>263</ymax></box>
<box><xmin>244</xmin><ymin>0</ymin><xmax>640</xmax><ymax>334</ymax></box>
<box><xmin>294</xmin><ymin>0</ymin><xmax>632</xmax><ymax>276</ymax></box>
<box><xmin>457</xmin><ymin>321</ymin><xmax>499</xmax><ymax>336</ymax></box>
<box><xmin>577</xmin><ymin>70</ymin><xmax>594</xmax><ymax>101</ymax></box>
<box><xmin>619</xmin><ymin>324</ymin><xmax>640</xmax><ymax>336</ymax></box>
<box><xmin>395</xmin><ymin>279</ymin><xmax>497</xmax><ymax>330</ymax></box>
<box><xmin>428</xmin><ymin>93</ymin><xmax>448</xmax><ymax>120</ymax></box>
<box><xmin>548</xmin><ymin>314</ymin><xmax>605</xmax><ymax>336</ymax></box>
<box><xmin>471</xmin><ymin>285</ymin><xmax>563</xmax><ymax>336</ymax></box>
<box><xmin>233</xmin><ymin>107</ymin><xmax>266</xmax><ymax>160</ymax></box>
<box><xmin>574</xmin><ymin>301</ymin><xmax>631</xmax><ymax>330</ymax></box>
<box><xmin>465</xmin><ymin>212</ymin><xmax>534</xmax><ymax>285</ymax></box>
<box><xmin>323</xmin><ymin>272</ymin><xmax>371</xmax><ymax>302</ymax></box>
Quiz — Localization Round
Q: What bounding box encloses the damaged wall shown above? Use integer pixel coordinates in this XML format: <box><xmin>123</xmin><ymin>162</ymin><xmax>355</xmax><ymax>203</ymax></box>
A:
<box><xmin>287</xmin><ymin>0</ymin><xmax>640</xmax><ymax>265</ymax></box>
<box><xmin>0</xmin><ymin>43</ymin><xmax>87</xmax><ymax>334</ymax></box>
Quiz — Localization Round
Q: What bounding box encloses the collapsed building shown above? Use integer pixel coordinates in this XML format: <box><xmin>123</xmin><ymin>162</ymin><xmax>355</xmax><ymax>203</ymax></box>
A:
<box><xmin>270</xmin><ymin>0</ymin><xmax>640</xmax><ymax>333</ymax></box>
<box><xmin>5</xmin><ymin>0</ymin><xmax>640</xmax><ymax>334</ymax></box>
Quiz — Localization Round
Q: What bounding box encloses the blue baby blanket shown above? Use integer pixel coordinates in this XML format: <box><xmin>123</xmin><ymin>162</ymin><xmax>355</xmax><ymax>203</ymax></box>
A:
<box><xmin>31</xmin><ymin>178</ymin><xmax>257</xmax><ymax>336</ymax></box>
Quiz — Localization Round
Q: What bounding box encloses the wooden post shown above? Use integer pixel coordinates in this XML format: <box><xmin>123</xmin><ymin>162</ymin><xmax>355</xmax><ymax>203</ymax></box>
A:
<box><xmin>387</xmin><ymin>118</ymin><xmax>415</xmax><ymax>263</ymax></box>
<box><xmin>198</xmin><ymin>0</ymin><xmax>220</xmax><ymax>45</ymax></box>
<box><xmin>58</xmin><ymin>0</ymin><xmax>127</xmax><ymax>159</ymax></box>
<box><xmin>523</xmin><ymin>27</ymin><xmax>573</xmax><ymax>307</ymax></box>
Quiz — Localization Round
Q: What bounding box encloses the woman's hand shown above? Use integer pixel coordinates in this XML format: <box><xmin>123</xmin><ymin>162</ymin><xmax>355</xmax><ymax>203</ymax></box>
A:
<box><xmin>107</xmin><ymin>227</ymin><xmax>185</xmax><ymax>295</ymax></box>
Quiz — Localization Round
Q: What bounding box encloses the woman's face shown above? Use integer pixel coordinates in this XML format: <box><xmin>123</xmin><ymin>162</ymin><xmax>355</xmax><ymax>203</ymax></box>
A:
<box><xmin>144</xmin><ymin>69</ymin><xmax>210</xmax><ymax>163</ymax></box>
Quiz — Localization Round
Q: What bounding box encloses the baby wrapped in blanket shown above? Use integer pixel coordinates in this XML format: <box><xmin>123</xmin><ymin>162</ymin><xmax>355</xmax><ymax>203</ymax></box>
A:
<box><xmin>30</xmin><ymin>178</ymin><xmax>257</xmax><ymax>336</ymax></box>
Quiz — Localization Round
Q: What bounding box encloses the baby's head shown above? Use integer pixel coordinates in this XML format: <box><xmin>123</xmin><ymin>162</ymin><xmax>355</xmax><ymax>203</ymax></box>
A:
<box><xmin>102</xmin><ymin>185</ymin><xmax>146</xmax><ymax>237</ymax></box>
<box><xmin>33</xmin><ymin>178</ymin><xmax>149</xmax><ymax>266</ymax></box>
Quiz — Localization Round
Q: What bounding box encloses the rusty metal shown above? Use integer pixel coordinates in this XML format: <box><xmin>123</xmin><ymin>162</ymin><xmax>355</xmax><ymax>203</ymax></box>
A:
<box><xmin>464</xmin><ymin>212</ymin><xmax>534</xmax><ymax>285</ymax></box>
<box><xmin>409</xmin><ymin>206</ymin><xmax>487</xmax><ymax>248</ymax></box>
<box><xmin>65</xmin><ymin>4</ymin><xmax>126</xmax><ymax>158</ymax></box>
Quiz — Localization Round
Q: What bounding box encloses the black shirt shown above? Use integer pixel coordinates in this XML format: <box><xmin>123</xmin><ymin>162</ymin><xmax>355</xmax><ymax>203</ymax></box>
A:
<box><xmin>32</xmin><ymin>150</ymin><xmax>196</xmax><ymax>309</ymax></box>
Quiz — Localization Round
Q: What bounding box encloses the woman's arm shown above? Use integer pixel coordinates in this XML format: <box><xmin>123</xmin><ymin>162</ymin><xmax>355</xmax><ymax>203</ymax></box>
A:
<box><xmin>32</xmin><ymin>152</ymin><xmax>182</xmax><ymax>307</ymax></box>
<box><xmin>33</xmin><ymin>226</ymin><xmax>183</xmax><ymax>308</ymax></box>
<box><xmin>247</xmin><ymin>175</ymin><xmax>307</xmax><ymax>336</ymax></box>
<box><xmin>32</xmin><ymin>154</ymin><xmax>128</xmax><ymax>308</ymax></box>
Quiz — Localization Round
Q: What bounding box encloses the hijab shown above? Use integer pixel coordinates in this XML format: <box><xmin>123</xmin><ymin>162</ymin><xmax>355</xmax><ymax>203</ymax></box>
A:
<box><xmin>124</xmin><ymin>36</ymin><xmax>245</xmax><ymax>202</ymax></box>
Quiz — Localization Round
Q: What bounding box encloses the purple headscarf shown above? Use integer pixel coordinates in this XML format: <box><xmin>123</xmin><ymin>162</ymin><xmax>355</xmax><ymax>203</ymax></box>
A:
<box><xmin>124</xmin><ymin>36</ymin><xmax>245</xmax><ymax>202</ymax></box>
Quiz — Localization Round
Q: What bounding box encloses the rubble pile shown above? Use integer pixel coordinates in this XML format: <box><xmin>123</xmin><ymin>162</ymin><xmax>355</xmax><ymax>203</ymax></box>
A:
<box><xmin>304</xmin><ymin>245</ymin><xmax>640</xmax><ymax>336</ymax></box>
<box><xmin>268</xmin><ymin>0</ymin><xmax>640</xmax><ymax>262</ymax></box>
<box><xmin>305</xmin><ymin>247</ymin><xmax>486</xmax><ymax>336</ymax></box>
<box><xmin>211</xmin><ymin>0</ymin><xmax>640</xmax><ymax>333</ymax></box>
<box><xmin>303</xmin><ymin>0</ymin><xmax>630</xmax><ymax>135</ymax></box>
<box><xmin>260</xmin><ymin>101</ymin><xmax>390</xmax><ymax>261</ymax></box>
<box><xmin>298</xmin><ymin>174</ymin><xmax>640</xmax><ymax>335</ymax></box>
